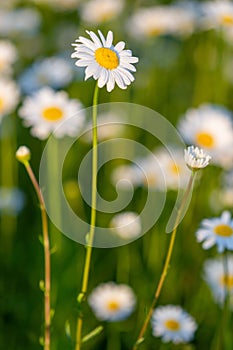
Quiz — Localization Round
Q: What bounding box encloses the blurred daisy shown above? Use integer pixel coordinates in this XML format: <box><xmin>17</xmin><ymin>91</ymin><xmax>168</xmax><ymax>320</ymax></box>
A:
<box><xmin>71</xmin><ymin>30</ymin><xmax>139</xmax><ymax>92</ymax></box>
<box><xmin>0</xmin><ymin>8</ymin><xmax>41</xmax><ymax>37</ymax></box>
<box><xmin>82</xmin><ymin>112</ymin><xmax>125</xmax><ymax>143</ymax></box>
<box><xmin>196</xmin><ymin>211</ymin><xmax>233</xmax><ymax>252</ymax></box>
<box><xmin>151</xmin><ymin>305</ymin><xmax>197</xmax><ymax>344</ymax></box>
<box><xmin>19</xmin><ymin>87</ymin><xmax>85</xmax><ymax>140</ymax></box>
<box><xmin>19</xmin><ymin>56</ymin><xmax>73</xmax><ymax>94</ymax></box>
<box><xmin>178</xmin><ymin>104</ymin><xmax>233</xmax><ymax>168</ymax></box>
<box><xmin>201</xmin><ymin>0</ymin><xmax>233</xmax><ymax>30</ymax></box>
<box><xmin>0</xmin><ymin>40</ymin><xmax>17</xmax><ymax>76</ymax></box>
<box><xmin>80</xmin><ymin>0</ymin><xmax>124</xmax><ymax>25</ymax></box>
<box><xmin>127</xmin><ymin>5</ymin><xmax>196</xmax><ymax>39</ymax></box>
<box><xmin>0</xmin><ymin>78</ymin><xmax>20</xmax><ymax>120</ymax></box>
<box><xmin>184</xmin><ymin>145</ymin><xmax>211</xmax><ymax>170</ymax></box>
<box><xmin>203</xmin><ymin>255</ymin><xmax>233</xmax><ymax>308</ymax></box>
<box><xmin>0</xmin><ymin>187</ymin><xmax>25</xmax><ymax>215</ymax></box>
<box><xmin>111</xmin><ymin>164</ymin><xmax>142</xmax><ymax>189</ymax></box>
<box><xmin>88</xmin><ymin>282</ymin><xmax>136</xmax><ymax>321</ymax></box>
<box><xmin>110</xmin><ymin>212</ymin><xmax>141</xmax><ymax>240</ymax></box>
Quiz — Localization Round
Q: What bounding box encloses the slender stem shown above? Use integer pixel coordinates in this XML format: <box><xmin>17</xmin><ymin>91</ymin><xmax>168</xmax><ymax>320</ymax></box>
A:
<box><xmin>133</xmin><ymin>172</ymin><xmax>195</xmax><ymax>350</ymax></box>
<box><xmin>24</xmin><ymin>162</ymin><xmax>51</xmax><ymax>350</ymax></box>
<box><xmin>75</xmin><ymin>83</ymin><xmax>99</xmax><ymax>350</ymax></box>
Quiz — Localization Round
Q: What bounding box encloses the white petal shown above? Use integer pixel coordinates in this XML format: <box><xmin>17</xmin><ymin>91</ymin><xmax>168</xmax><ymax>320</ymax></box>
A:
<box><xmin>87</xmin><ymin>31</ymin><xmax>102</xmax><ymax>48</ymax></box>
<box><xmin>98</xmin><ymin>69</ymin><xmax>109</xmax><ymax>88</ymax></box>
<box><xmin>98</xmin><ymin>30</ymin><xmax>106</xmax><ymax>46</ymax></box>
<box><xmin>106</xmin><ymin>73</ymin><xmax>115</xmax><ymax>92</ymax></box>
<box><xmin>106</xmin><ymin>31</ymin><xmax>113</xmax><ymax>48</ymax></box>
<box><xmin>115</xmin><ymin>41</ymin><xmax>125</xmax><ymax>52</ymax></box>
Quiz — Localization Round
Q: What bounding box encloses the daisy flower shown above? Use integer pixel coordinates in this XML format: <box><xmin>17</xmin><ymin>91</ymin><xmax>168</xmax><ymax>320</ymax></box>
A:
<box><xmin>88</xmin><ymin>282</ymin><xmax>136</xmax><ymax>321</ymax></box>
<box><xmin>151</xmin><ymin>305</ymin><xmax>197</xmax><ymax>344</ymax></box>
<box><xmin>19</xmin><ymin>56</ymin><xmax>73</xmax><ymax>94</ymax></box>
<box><xmin>127</xmin><ymin>5</ymin><xmax>196</xmax><ymax>39</ymax></box>
<box><xmin>203</xmin><ymin>255</ymin><xmax>233</xmax><ymax>308</ymax></box>
<box><xmin>0</xmin><ymin>40</ymin><xmax>17</xmax><ymax>76</ymax></box>
<box><xmin>110</xmin><ymin>212</ymin><xmax>141</xmax><ymax>240</ymax></box>
<box><xmin>18</xmin><ymin>87</ymin><xmax>85</xmax><ymax>140</ymax></box>
<box><xmin>201</xmin><ymin>0</ymin><xmax>233</xmax><ymax>30</ymax></box>
<box><xmin>0</xmin><ymin>78</ymin><xmax>20</xmax><ymax>120</ymax></box>
<box><xmin>196</xmin><ymin>211</ymin><xmax>233</xmax><ymax>252</ymax></box>
<box><xmin>71</xmin><ymin>30</ymin><xmax>139</xmax><ymax>92</ymax></box>
<box><xmin>111</xmin><ymin>164</ymin><xmax>142</xmax><ymax>189</ymax></box>
<box><xmin>184</xmin><ymin>145</ymin><xmax>211</xmax><ymax>170</ymax></box>
<box><xmin>80</xmin><ymin>0</ymin><xmax>124</xmax><ymax>25</ymax></box>
<box><xmin>178</xmin><ymin>103</ymin><xmax>233</xmax><ymax>168</ymax></box>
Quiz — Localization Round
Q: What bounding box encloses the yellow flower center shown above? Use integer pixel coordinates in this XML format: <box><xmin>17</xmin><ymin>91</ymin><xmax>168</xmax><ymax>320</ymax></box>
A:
<box><xmin>0</xmin><ymin>97</ymin><xmax>4</xmax><ymax>112</ymax></box>
<box><xmin>42</xmin><ymin>106</ymin><xmax>63</xmax><ymax>122</ymax></box>
<box><xmin>165</xmin><ymin>319</ymin><xmax>180</xmax><ymax>331</ymax></box>
<box><xmin>95</xmin><ymin>47</ymin><xmax>119</xmax><ymax>70</ymax></box>
<box><xmin>170</xmin><ymin>163</ymin><xmax>180</xmax><ymax>175</ymax></box>
<box><xmin>220</xmin><ymin>275</ymin><xmax>233</xmax><ymax>288</ymax></box>
<box><xmin>144</xmin><ymin>173</ymin><xmax>157</xmax><ymax>186</ymax></box>
<box><xmin>221</xmin><ymin>15</ymin><xmax>233</xmax><ymax>26</ymax></box>
<box><xmin>196</xmin><ymin>132</ymin><xmax>215</xmax><ymax>148</ymax></box>
<box><xmin>147</xmin><ymin>26</ymin><xmax>163</xmax><ymax>37</ymax></box>
<box><xmin>214</xmin><ymin>224</ymin><xmax>233</xmax><ymax>237</ymax></box>
<box><xmin>106</xmin><ymin>300</ymin><xmax>120</xmax><ymax>311</ymax></box>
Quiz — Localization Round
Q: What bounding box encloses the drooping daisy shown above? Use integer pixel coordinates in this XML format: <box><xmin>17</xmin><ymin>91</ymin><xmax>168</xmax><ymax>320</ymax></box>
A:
<box><xmin>196</xmin><ymin>211</ymin><xmax>233</xmax><ymax>252</ymax></box>
<box><xmin>19</xmin><ymin>87</ymin><xmax>85</xmax><ymax>140</ymax></box>
<box><xmin>201</xmin><ymin>0</ymin><xmax>233</xmax><ymax>30</ymax></box>
<box><xmin>88</xmin><ymin>282</ymin><xmax>136</xmax><ymax>321</ymax></box>
<box><xmin>151</xmin><ymin>305</ymin><xmax>197</xmax><ymax>344</ymax></box>
<box><xmin>203</xmin><ymin>255</ymin><xmax>233</xmax><ymax>308</ymax></box>
<box><xmin>184</xmin><ymin>145</ymin><xmax>211</xmax><ymax>170</ymax></box>
<box><xmin>19</xmin><ymin>56</ymin><xmax>73</xmax><ymax>94</ymax></box>
<box><xmin>71</xmin><ymin>30</ymin><xmax>139</xmax><ymax>92</ymax></box>
<box><xmin>0</xmin><ymin>78</ymin><xmax>20</xmax><ymax>120</ymax></box>
<box><xmin>0</xmin><ymin>40</ymin><xmax>17</xmax><ymax>76</ymax></box>
<box><xmin>80</xmin><ymin>0</ymin><xmax>124</xmax><ymax>25</ymax></box>
<box><xmin>127</xmin><ymin>5</ymin><xmax>196</xmax><ymax>39</ymax></box>
<box><xmin>110</xmin><ymin>212</ymin><xmax>141</xmax><ymax>240</ymax></box>
<box><xmin>178</xmin><ymin>104</ymin><xmax>233</xmax><ymax>168</ymax></box>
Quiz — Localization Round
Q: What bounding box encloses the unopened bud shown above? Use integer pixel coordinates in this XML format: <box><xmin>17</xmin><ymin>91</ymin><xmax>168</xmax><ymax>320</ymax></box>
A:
<box><xmin>16</xmin><ymin>146</ymin><xmax>31</xmax><ymax>163</ymax></box>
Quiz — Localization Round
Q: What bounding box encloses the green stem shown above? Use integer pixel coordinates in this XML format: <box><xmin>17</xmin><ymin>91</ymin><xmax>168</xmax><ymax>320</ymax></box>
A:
<box><xmin>75</xmin><ymin>83</ymin><xmax>99</xmax><ymax>350</ymax></box>
<box><xmin>133</xmin><ymin>172</ymin><xmax>195</xmax><ymax>350</ymax></box>
<box><xmin>23</xmin><ymin>162</ymin><xmax>51</xmax><ymax>350</ymax></box>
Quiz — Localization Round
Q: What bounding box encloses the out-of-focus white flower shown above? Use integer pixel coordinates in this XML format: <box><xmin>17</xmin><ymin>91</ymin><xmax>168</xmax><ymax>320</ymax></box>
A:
<box><xmin>196</xmin><ymin>211</ymin><xmax>233</xmax><ymax>253</ymax></box>
<box><xmin>19</xmin><ymin>56</ymin><xmax>74</xmax><ymax>94</ymax></box>
<box><xmin>127</xmin><ymin>5</ymin><xmax>196</xmax><ymax>39</ymax></box>
<box><xmin>71</xmin><ymin>30</ymin><xmax>139</xmax><ymax>92</ymax></box>
<box><xmin>80</xmin><ymin>0</ymin><xmax>124</xmax><ymax>24</ymax></box>
<box><xmin>151</xmin><ymin>305</ymin><xmax>197</xmax><ymax>343</ymax></box>
<box><xmin>178</xmin><ymin>104</ymin><xmax>233</xmax><ymax>168</ymax></box>
<box><xmin>19</xmin><ymin>87</ymin><xmax>85</xmax><ymax>140</ymax></box>
<box><xmin>0</xmin><ymin>8</ymin><xmax>41</xmax><ymax>37</ymax></box>
<box><xmin>88</xmin><ymin>282</ymin><xmax>136</xmax><ymax>321</ymax></box>
<box><xmin>184</xmin><ymin>145</ymin><xmax>211</xmax><ymax>170</ymax></box>
<box><xmin>111</xmin><ymin>164</ymin><xmax>142</xmax><ymax>189</ymax></box>
<box><xmin>0</xmin><ymin>78</ymin><xmax>20</xmax><ymax>120</ymax></box>
<box><xmin>110</xmin><ymin>212</ymin><xmax>141</xmax><ymax>239</ymax></box>
<box><xmin>82</xmin><ymin>112</ymin><xmax>125</xmax><ymax>143</ymax></box>
<box><xmin>0</xmin><ymin>40</ymin><xmax>17</xmax><ymax>76</ymax></box>
<box><xmin>0</xmin><ymin>187</ymin><xmax>25</xmax><ymax>215</ymax></box>
<box><xmin>201</xmin><ymin>0</ymin><xmax>233</xmax><ymax>30</ymax></box>
<box><xmin>203</xmin><ymin>255</ymin><xmax>233</xmax><ymax>308</ymax></box>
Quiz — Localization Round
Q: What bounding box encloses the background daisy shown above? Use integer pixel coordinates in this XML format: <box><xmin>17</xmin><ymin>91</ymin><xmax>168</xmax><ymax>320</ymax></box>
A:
<box><xmin>88</xmin><ymin>282</ymin><xmax>136</xmax><ymax>322</ymax></box>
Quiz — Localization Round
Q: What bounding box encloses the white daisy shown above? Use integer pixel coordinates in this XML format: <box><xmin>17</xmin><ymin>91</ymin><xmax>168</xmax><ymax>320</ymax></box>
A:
<box><xmin>88</xmin><ymin>282</ymin><xmax>136</xmax><ymax>322</ymax></box>
<box><xmin>127</xmin><ymin>5</ymin><xmax>196</xmax><ymax>39</ymax></box>
<box><xmin>18</xmin><ymin>87</ymin><xmax>85</xmax><ymax>140</ymax></box>
<box><xmin>196</xmin><ymin>211</ymin><xmax>233</xmax><ymax>252</ymax></box>
<box><xmin>151</xmin><ymin>305</ymin><xmax>197</xmax><ymax>344</ymax></box>
<box><xmin>184</xmin><ymin>145</ymin><xmax>211</xmax><ymax>170</ymax></box>
<box><xmin>203</xmin><ymin>255</ymin><xmax>233</xmax><ymax>308</ymax></box>
<box><xmin>71</xmin><ymin>30</ymin><xmax>139</xmax><ymax>92</ymax></box>
<box><xmin>0</xmin><ymin>40</ymin><xmax>17</xmax><ymax>75</ymax></box>
<box><xmin>201</xmin><ymin>0</ymin><xmax>233</xmax><ymax>30</ymax></box>
<box><xmin>80</xmin><ymin>0</ymin><xmax>124</xmax><ymax>25</ymax></box>
<box><xmin>178</xmin><ymin>103</ymin><xmax>233</xmax><ymax>168</ymax></box>
<box><xmin>110</xmin><ymin>212</ymin><xmax>141</xmax><ymax>240</ymax></box>
<box><xmin>0</xmin><ymin>78</ymin><xmax>20</xmax><ymax>120</ymax></box>
<box><xmin>111</xmin><ymin>164</ymin><xmax>142</xmax><ymax>189</ymax></box>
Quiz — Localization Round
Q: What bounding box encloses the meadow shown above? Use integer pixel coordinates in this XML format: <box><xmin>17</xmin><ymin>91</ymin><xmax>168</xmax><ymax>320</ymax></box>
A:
<box><xmin>1</xmin><ymin>0</ymin><xmax>233</xmax><ymax>349</ymax></box>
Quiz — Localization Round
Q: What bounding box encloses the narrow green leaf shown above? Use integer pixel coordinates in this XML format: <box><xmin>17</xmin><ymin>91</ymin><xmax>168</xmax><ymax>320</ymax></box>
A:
<box><xmin>81</xmin><ymin>325</ymin><xmax>103</xmax><ymax>344</ymax></box>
